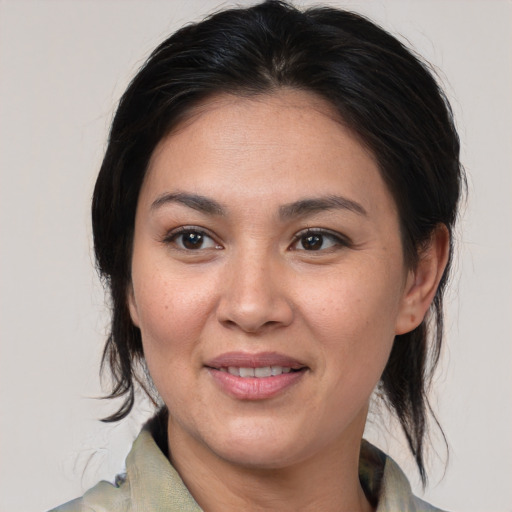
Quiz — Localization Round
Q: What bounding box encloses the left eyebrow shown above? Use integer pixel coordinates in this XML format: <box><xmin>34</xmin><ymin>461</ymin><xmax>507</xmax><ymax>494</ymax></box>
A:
<box><xmin>279</xmin><ymin>195</ymin><xmax>367</xmax><ymax>220</ymax></box>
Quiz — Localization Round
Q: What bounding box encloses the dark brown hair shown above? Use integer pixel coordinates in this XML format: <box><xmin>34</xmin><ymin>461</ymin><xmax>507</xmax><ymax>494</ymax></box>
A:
<box><xmin>92</xmin><ymin>0</ymin><xmax>464</xmax><ymax>484</ymax></box>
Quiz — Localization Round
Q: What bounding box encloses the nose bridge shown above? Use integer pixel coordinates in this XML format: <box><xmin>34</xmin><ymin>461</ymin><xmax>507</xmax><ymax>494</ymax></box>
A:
<box><xmin>217</xmin><ymin>241</ymin><xmax>292</xmax><ymax>332</ymax></box>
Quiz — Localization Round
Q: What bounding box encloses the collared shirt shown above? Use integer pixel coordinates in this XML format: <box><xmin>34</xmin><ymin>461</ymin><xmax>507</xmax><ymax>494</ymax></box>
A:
<box><xmin>50</xmin><ymin>425</ymin><xmax>446</xmax><ymax>512</ymax></box>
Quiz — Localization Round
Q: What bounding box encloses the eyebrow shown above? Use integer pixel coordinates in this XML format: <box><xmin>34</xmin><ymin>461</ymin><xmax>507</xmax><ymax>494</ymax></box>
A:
<box><xmin>151</xmin><ymin>192</ymin><xmax>225</xmax><ymax>215</ymax></box>
<box><xmin>150</xmin><ymin>192</ymin><xmax>366</xmax><ymax>219</ymax></box>
<box><xmin>279</xmin><ymin>195</ymin><xmax>367</xmax><ymax>219</ymax></box>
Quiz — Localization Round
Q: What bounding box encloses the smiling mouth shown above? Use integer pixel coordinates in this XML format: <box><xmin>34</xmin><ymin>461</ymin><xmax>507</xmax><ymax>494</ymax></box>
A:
<box><xmin>207</xmin><ymin>365</ymin><xmax>307</xmax><ymax>400</ymax></box>
<box><xmin>204</xmin><ymin>352</ymin><xmax>308</xmax><ymax>399</ymax></box>
<box><xmin>214</xmin><ymin>366</ymin><xmax>303</xmax><ymax>378</ymax></box>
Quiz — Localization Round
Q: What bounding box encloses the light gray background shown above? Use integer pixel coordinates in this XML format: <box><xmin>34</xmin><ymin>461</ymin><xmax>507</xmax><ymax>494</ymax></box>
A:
<box><xmin>1</xmin><ymin>1</ymin><xmax>511</xmax><ymax>511</ymax></box>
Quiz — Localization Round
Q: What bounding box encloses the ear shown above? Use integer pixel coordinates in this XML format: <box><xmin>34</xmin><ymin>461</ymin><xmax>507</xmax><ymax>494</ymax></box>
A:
<box><xmin>395</xmin><ymin>224</ymin><xmax>450</xmax><ymax>335</ymax></box>
<box><xmin>127</xmin><ymin>283</ymin><xmax>141</xmax><ymax>328</ymax></box>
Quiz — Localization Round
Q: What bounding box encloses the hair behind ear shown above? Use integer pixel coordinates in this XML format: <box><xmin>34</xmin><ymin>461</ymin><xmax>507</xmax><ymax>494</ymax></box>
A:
<box><xmin>382</xmin><ymin>223</ymin><xmax>451</xmax><ymax>485</ymax></box>
<box><xmin>395</xmin><ymin>224</ymin><xmax>450</xmax><ymax>336</ymax></box>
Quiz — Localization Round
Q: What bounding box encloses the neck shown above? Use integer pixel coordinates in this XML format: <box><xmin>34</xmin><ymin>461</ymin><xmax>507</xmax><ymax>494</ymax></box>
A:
<box><xmin>167</xmin><ymin>416</ymin><xmax>374</xmax><ymax>512</ymax></box>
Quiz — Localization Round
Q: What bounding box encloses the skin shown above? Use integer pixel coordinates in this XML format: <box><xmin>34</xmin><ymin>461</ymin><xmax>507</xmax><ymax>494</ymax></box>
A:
<box><xmin>128</xmin><ymin>90</ymin><xmax>449</xmax><ymax>512</ymax></box>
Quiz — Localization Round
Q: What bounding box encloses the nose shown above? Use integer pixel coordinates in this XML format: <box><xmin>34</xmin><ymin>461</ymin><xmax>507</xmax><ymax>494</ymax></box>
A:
<box><xmin>216</xmin><ymin>250</ymin><xmax>294</xmax><ymax>334</ymax></box>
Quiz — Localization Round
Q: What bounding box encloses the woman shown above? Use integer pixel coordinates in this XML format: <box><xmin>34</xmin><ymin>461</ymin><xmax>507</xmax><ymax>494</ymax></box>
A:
<box><xmin>51</xmin><ymin>1</ymin><xmax>463</xmax><ymax>510</ymax></box>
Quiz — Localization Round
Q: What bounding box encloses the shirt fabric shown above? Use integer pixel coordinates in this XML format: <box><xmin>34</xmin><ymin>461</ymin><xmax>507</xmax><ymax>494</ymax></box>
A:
<box><xmin>50</xmin><ymin>420</ymin><xmax>445</xmax><ymax>512</ymax></box>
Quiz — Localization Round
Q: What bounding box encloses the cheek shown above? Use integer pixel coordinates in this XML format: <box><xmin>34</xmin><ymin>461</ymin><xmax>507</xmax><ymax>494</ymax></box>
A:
<box><xmin>303</xmin><ymin>267</ymin><xmax>403</xmax><ymax>341</ymax></box>
<box><xmin>131</xmin><ymin>263</ymin><xmax>217</xmax><ymax>364</ymax></box>
<box><xmin>131</xmin><ymin>272</ymin><xmax>210</xmax><ymax>410</ymax></box>
<box><xmin>300</xmin><ymin>266</ymin><xmax>404</xmax><ymax>392</ymax></box>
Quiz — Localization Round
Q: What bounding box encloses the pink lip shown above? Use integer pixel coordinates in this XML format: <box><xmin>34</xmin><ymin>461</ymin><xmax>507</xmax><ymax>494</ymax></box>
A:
<box><xmin>205</xmin><ymin>351</ymin><xmax>305</xmax><ymax>369</ymax></box>
<box><xmin>205</xmin><ymin>352</ymin><xmax>308</xmax><ymax>401</ymax></box>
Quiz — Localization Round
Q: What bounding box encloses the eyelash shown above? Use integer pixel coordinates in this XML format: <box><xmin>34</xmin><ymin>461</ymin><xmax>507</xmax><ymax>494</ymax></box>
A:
<box><xmin>162</xmin><ymin>226</ymin><xmax>221</xmax><ymax>251</ymax></box>
<box><xmin>163</xmin><ymin>226</ymin><xmax>351</xmax><ymax>253</ymax></box>
<box><xmin>290</xmin><ymin>228</ymin><xmax>352</xmax><ymax>252</ymax></box>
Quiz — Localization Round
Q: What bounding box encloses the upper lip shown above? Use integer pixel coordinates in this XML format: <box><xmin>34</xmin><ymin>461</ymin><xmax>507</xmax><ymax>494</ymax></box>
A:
<box><xmin>205</xmin><ymin>351</ymin><xmax>307</xmax><ymax>370</ymax></box>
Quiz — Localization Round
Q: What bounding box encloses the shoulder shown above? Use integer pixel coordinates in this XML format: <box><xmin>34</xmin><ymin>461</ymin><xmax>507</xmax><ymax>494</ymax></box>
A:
<box><xmin>48</xmin><ymin>476</ymin><xmax>130</xmax><ymax>512</ymax></box>
<box><xmin>380</xmin><ymin>457</ymin><xmax>446</xmax><ymax>512</ymax></box>
<box><xmin>360</xmin><ymin>440</ymin><xmax>448</xmax><ymax>512</ymax></box>
<box><xmin>49</xmin><ymin>425</ymin><xmax>202</xmax><ymax>512</ymax></box>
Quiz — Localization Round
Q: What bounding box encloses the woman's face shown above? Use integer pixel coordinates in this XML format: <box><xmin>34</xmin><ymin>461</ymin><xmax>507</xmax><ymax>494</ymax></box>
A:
<box><xmin>129</xmin><ymin>90</ymin><xmax>416</xmax><ymax>469</ymax></box>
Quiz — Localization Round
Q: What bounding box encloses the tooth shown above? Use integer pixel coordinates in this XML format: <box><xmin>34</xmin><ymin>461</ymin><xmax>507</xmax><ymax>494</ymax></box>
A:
<box><xmin>219</xmin><ymin>368</ymin><xmax>227</xmax><ymax>373</ymax></box>
<box><xmin>270</xmin><ymin>366</ymin><xmax>283</xmax><ymax>376</ymax></box>
<box><xmin>239</xmin><ymin>367</ymin><xmax>255</xmax><ymax>378</ymax></box>
<box><xmin>228</xmin><ymin>367</ymin><xmax>240</xmax><ymax>376</ymax></box>
<box><xmin>282</xmin><ymin>367</ymin><xmax>291</xmax><ymax>373</ymax></box>
<box><xmin>255</xmin><ymin>366</ymin><xmax>272</xmax><ymax>378</ymax></box>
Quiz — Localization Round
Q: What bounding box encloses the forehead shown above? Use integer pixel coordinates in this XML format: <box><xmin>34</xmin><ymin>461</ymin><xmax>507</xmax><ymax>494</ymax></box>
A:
<box><xmin>142</xmin><ymin>90</ymin><xmax>395</xmax><ymax>219</ymax></box>
<box><xmin>153</xmin><ymin>90</ymin><xmax>372</xmax><ymax>157</ymax></box>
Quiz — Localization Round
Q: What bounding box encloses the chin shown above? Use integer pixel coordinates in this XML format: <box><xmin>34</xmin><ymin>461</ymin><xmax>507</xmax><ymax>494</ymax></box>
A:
<box><xmin>201</xmin><ymin>417</ymin><xmax>321</xmax><ymax>470</ymax></box>
<box><xmin>217</xmin><ymin>442</ymin><xmax>305</xmax><ymax>470</ymax></box>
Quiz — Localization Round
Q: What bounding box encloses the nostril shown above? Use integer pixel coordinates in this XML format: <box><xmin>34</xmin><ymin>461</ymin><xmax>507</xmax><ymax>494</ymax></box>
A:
<box><xmin>220</xmin><ymin>316</ymin><xmax>288</xmax><ymax>334</ymax></box>
<box><xmin>215</xmin><ymin>276</ymin><xmax>294</xmax><ymax>332</ymax></box>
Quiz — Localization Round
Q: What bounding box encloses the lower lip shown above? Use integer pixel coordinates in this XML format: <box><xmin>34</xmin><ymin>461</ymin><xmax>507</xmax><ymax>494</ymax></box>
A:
<box><xmin>207</xmin><ymin>368</ymin><xmax>306</xmax><ymax>400</ymax></box>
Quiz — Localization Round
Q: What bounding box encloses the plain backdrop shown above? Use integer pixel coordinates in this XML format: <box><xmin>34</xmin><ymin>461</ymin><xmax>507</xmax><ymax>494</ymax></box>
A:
<box><xmin>1</xmin><ymin>1</ymin><xmax>511</xmax><ymax>511</ymax></box>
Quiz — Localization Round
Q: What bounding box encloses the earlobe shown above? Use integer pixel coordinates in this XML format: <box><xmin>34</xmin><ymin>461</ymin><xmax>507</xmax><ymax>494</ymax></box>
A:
<box><xmin>127</xmin><ymin>284</ymin><xmax>140</xmax><ymax>328</ymax></box>
<box><xmin>395</xmin><ymin>225</ymin><xmax>450</xmax><ymax>335</ymax></box>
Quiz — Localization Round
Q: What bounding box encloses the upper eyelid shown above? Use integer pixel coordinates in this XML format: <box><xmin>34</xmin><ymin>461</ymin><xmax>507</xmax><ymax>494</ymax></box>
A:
<box><xmin>162</xmin><ymin>226</ymin><xmax>224</xmax><ymax>254</ymax></box>
<box><xmin>165</xmin><ymin>225</ymin><xmax>215</xmax><ymax>237</ymax></box>
<box><xmin>161</xmin><ymin>225</ymin><xmax>350</xmax><ymax>246</ymax></box>
<box><xmin>162</xmin><ymin>225</ymin><xmax>220</xmax><ymax>245</ymax></box>
<box><xmin>293</xmin><ymin>227</ymin><xmax>350</xmax><ymax>241</ymax></box>
<box><xmin>289</xmin><ymin>227</ymin><xmax>353</xmax><ymax>251</ymax></box>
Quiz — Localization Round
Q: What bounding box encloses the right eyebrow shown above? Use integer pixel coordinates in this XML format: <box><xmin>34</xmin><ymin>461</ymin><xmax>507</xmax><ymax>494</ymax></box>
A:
<box><xmin>150</xmin><ymin>192</ymin><xmax>225</xmax><ymax>216</ymax></box>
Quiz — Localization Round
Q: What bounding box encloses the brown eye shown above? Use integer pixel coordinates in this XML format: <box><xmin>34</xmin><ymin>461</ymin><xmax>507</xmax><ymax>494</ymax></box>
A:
<box><xmin>166</xmin><ymin>228</ymin><xmax>220</xmax><ymax>251</ymax></box>
<box><xmin>291</xmin><ymin>229</ymin><xmax>350</xmax><ymax>252</ymax></box>
<box><xmin>301</xmin><ymin>234</ymin><xmax>324</xmax><ymax>250</ymax></box>
<box><xmin>180</xmin><ymin>232</ymin><xmax>205</xmax><ymax>249</ymax></box>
